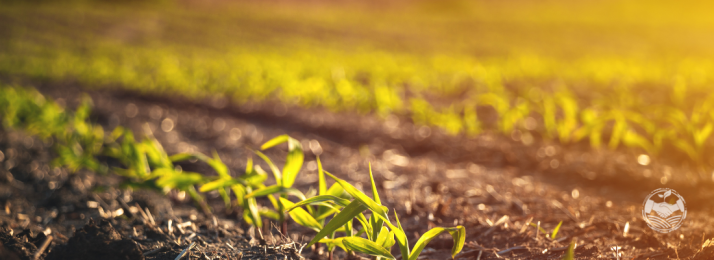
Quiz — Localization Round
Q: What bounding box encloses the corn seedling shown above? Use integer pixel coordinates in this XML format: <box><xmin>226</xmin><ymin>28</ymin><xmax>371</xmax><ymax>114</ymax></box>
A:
<box><xmin>289</xmin><ymin>164</ymin><xmax>465</xmax><ymax>260</ymax></box>
<box><xmin>243</xmin><ymin>135</ymin><xmax>307</xmax><ymax>235</ymax></box>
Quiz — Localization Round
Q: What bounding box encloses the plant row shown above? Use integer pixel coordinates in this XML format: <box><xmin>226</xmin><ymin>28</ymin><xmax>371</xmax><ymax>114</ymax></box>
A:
<box><xmin>0</xmin><ymin>85</ymin><xmax>466</xmax><ymax>259</ymax></box>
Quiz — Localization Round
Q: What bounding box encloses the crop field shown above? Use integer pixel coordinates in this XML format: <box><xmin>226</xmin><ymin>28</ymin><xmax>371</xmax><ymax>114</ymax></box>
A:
<box><xmin>1</xmin><ymin>0</ymin><xmax>714</xmax><ymax>259</ymax></box>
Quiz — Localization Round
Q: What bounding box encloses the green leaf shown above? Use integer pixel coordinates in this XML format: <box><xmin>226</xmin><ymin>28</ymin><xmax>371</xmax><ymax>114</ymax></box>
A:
<box><xmin>324</xmin><ymin>171</ymin><xmax>389</xmax><ymax>223</ymax></box>
<box><xmin>326</xmin><ymin>183</ymin><xmax>350</xmax><ymax>199</ymax></box>
<box><xmin>529</xmin><ymin>222</ymin><xmax>548</xmax><ymax>234</ymax></box>
<box><xmin>408</xmin><ymin>226</ymin><xmax>465</xmax><ymax>260</ymax></box>
<box><xmin>375</xmin><ymin>226</ymin><xmax>391</xmax><ymax>246</ymax></box>
<box><xmin>169</xmin><ymin>153</ymin><xmax>199</xmax><ymax>163</ymax></box>
<box><xmin>369</xmin><ymin>163</ymin><xmax>381</xmax><ymax>205</ymax></box>
<box><xmin>156</xmin><ymin>171</ymin><xmax>205</xmax><ymax>189</ymax></box>
<box><xmin>392</xmin><ymin>211</ymin><xmax>410</xmax><ymax>260</ymax></box>
<box><xmin>370</xmin><ymin>214</ymin><xmax>384</xmax><ymax>242</ymax></box>
<box><xmin>261</xmin><ymin>135</ymin><xmax>290</xmax><ymax>150</ymax></box>
<box><xmin>447</xmin><ymin>226</ymin><xmax>467</xmax><ymax>258</ymax></box>
<box><xmin>317</xmin><ymin>156</ymin><xmax>327</xmax><ymax>195</ymax></box>
<box><xmin>319</xmin><ymin>238</ymin><xmax>347</xmax><ymax>252</ymax></box>
<box><xmin>279</xmin><ymin>198</ymin><xmax>322</xmax><ymax>231</ymax></box>
<box><xmin>259</xmin><ymin>208</ymin><xmax>281</xmax><ymax>220</ymax></box>
<box><xmin>282</xmin><ymin>137</ymin><xmax>304</xmax><ymax>188</ymax></box>
<box><xmin>244</xmin><ymin>184</ymin><xmax>306</xmax><ymax>200</ymax></box>
<box><xmin>199</xmin><ymin>177</ymin><xmax>242</xmax><ymax>192</ymax></box>
<box><xmin>244</xmin><ymin>187</ymin><xmax>263</xmax><ymax>228</ymax></box>
<box><xmin>240</xmin><ymin>171</ymin><xmax>268</xmax><ymax>187</ymax></box>
<box><xmin>382</xmin><ymin>230</ymin><xmax>396</xmax><ymax>249</ymax></box>
<box><xmin>560</xmin><ymin>240</ymin><xmax>576</xmax><ymax>260</ymax></box>
<box><xmin>306</xmin><ymin>200</ymin><xmax>368</xmax><ymax>247</ymax></box>
<box><xmin>255</xmin><ymin>151</ymin><xmax>282</xmax><ymax>186</ymax></box>
<box><xmin>314</xmin><ymin>207</ymin><xmax>340</xmax><ymax>221</ymax></box>
<box><xmin>355</xmin><ymin>213</ymin><xmax>372</xmax><ymax>240</ymax></box>
<box><xmin>207</xmin><ymin>151</ymin><xmax>230</xmax><ymax>178</ymax></box>
<box><xmin>342</xmin><ymin>237</ymin><xmax>396</xmax><ymax>260</ymax></box>
<box><xmin>285</xmin><ymin>195</ymin><xmax>351</xmax><ymax>212</ymax></box>
<box><xmin>551</xmin><ymin>221</ymin><xmax>563</xmax><ymax>239</ymax></box>
<box><xmin>245</xmin><ymin>156</ymin><xmax>254</xmax><ymax>174</ymax></box>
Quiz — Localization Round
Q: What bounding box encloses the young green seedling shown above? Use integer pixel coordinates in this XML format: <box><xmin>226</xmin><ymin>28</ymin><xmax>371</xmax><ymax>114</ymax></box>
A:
<box><xmin>244</xmin><ymin>135</ymin><xmax>305</xmax><ymax>235</ymax></box>
<box><xmin>303</xmin><ymin>165</ymin><xmax>466</xmax><ymax>260</ymax></box>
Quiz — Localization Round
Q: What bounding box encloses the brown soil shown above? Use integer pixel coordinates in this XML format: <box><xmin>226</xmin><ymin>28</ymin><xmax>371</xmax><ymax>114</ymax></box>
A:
<box><xmin>1</xmin><ymin>80</ymin><xmax>714</xmax><ymax>259</ymax></box>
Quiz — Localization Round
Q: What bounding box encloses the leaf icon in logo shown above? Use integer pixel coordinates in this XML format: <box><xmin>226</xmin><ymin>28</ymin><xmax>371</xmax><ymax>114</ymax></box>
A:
<box><xmin>663</xmin><ymin>190</ymin><xmax>672</xmax><ymax>199</ymax></box>
<box><xmin>658</xmin><ymin>194</ymin><xmax>664</xmax><ymax>198</ymax></box>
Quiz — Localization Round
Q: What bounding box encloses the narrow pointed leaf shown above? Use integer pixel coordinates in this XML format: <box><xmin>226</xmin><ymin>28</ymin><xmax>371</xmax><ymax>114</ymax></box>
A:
<box><xmin>551</xmin><ymin>221</ymin><xmax>563</xmax><ymax>239</ymax></box>
<box><xmin>392</xmin><ymin>211</ymin><xmax>410</xmax><ymax>259</ymax></box>
<box><xmin>355</xmin><ymin>213</ymin><xmax>372</xmax><ymax>240</ymax></box>
<box><xmin>324</xmin><ymin>171</ymin><xmax>389</xmax><ymax>222</ymax></box>
<box><xmin>259</xmin><ymin>208</ymin><xmax>280</xmax><ymax>220</ymax></box>
<box><xmin>285</xmin><ymin>195</ymin><xmax>351</xmax><ymax>212</ymax></box>
<box><xmin>254</xmin><ymin>151</ymin><xmax>282</xmax><ymax>186</ymax></box>
<box><xmin>261</xmin><ymin>135</ymin><xmax>289</xmax><ymax>150</ymax></box>
<box><xmin>369</xmin><ymin>163</ymin><xmax>380</xmax><ymax>204</ymax></box>
<box><xmin>382</xmin><ymin>230</ymin><xmax>396</xmax><ymax>249</ymax></box>
<box><xmin>244</xmin><ymin>184</ymin><xmax>306</xmax><ymax>200</ymax></box>
<box><xmin>408</xmin><ymin>226</ymin><xmax>465</xmax><ymax>260</ymax></box>
<box><xmin>279</xmin><ymin>198</ymin><xmax>322</xmax><ymax>231</ymax></box>
<box><xmin>282</xmin><ymin>137</ymin><xmax>304</xmax><ymax>188</ymax></box>
<box><xmin>314</xmin><ymin>207</ymin><xmax>340</xmax><ymax>221</ymax></box>
<box><xmin>342</xmin><ymin>237</ymin><xmax>396</xmax><ymax>260</ymax></box>
<box><xmin>375</xmin><ymin>226</ymin><xmax>390</xmax><ymax>246</ymax></box>
<box><xmin>199</xmin><ymin>178</ymin><xmax>242</xmax><ymax>192</ymax></box>
<box><xmin>319</xmin><ymin>238</ymin><xmax>347</xmax><ymax>252</ymax></box>
<box><xmin>561</xmin><ymin>240</ymin><xmax>576</xmax><ymax>260</ymax></box>
<box><xmin>169</xmin><ymin>152</ymin><xmax>205</xmax><ymax>163</ymax></box>
<box><xmin>317</xmin><ymin>156</ymin><xmax>327</xmax><ymax>195</ymax></box>
<box><xmin>306</xmin><ymin>200</ymin><xmax>368</xmax><ymax>247</ymax></box>
<box><xmin>208</xmin><ymin>151</ymin><xmax>230</xmax><ymax>178</ymax></box>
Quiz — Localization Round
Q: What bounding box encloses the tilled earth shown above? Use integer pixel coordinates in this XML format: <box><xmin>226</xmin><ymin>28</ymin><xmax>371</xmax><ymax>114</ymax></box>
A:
<box><xmin>1</xmin><ymin>82</ymin><xmax>714</xmax><ymax>259</ymax></box>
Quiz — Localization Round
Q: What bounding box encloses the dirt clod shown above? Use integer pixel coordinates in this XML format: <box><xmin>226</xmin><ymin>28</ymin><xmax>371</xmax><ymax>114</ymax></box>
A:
<box><xmin>46</xmin><ymin>219</ymin><xmax>144</xmax><ymax>260</ymax></box>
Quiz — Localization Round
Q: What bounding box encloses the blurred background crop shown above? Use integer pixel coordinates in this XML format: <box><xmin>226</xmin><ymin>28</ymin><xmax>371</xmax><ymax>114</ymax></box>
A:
<box><xmin>3</xmin><ymin>0</ymin><xmax>714</xmax><ymax>167</ymax></box>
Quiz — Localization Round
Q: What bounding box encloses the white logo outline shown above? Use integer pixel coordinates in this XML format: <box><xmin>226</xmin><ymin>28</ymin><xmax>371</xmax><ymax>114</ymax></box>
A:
<box><xmin>642</xmin><ymin>188</ymin><xmax>687</xmax><ymax>233</ymax></box>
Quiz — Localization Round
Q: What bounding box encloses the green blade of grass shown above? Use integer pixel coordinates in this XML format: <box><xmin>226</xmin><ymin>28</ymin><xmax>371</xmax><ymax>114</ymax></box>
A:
<box><xmin>551</xmin><ymin>221</ymin><xmax>563</xmax><ymax>239</ymax></box>
<box><xmin>156</xmin><ymin>170</ymin><xmax>205</xmax><ymax>189</ymax></box>
<box><xmin>259</xmin><ymin>208</ymin><xmax>281</xmax><ymax>220</ymax></box>
<box><xmin>284</xmin><ymin>195</ymin><xmax>351</xmax><ymax>212</ymax></box>
<box><xmin>375</xmin><ymin>226</ymin><xmax>390</xmax><ymax>246</ymax></box>
<box><xmin>355</xmin><ymin>213</ymin><xmax>372</xmax><ymax>240</ymax></box>
<box><xmin>561</xmin><ymin>240</ymin><xmax>576</xmax><ymax>260</ymax></box>
<box><xmin>281</xmin><ymin>137</ymin><xmax>304</xmax><ymax>188</ymax></box>
<box><xmin>306</xmin><ymin>199</ymin><xmax>368</xmax><ymax>247</ymax></box>
<box><xmin>382</xmin><ymin>230</ymin><xmax>396</xmax><ymax>249</ymax></box>
<box><xmin>530</xmin><ymin>222</ymin><xmax>548</xmax><ymax>234</ymax></box>
<box><xmin>254</xmin><ymin>150</ymin><xmax>282</xmax><ymax>187</ymax></box>
<box><xmin>324</xmin><ymin>171</ymin><xmax>390</xmax><ymax>223</ymax></box>
<box><xmin>391</xmin><ymin>211</ymin><xmax>410</xmax><ymax>260</ymax></box>
<box><xmin>342</xmin><ymin>236</ymin><xmax>396</xmax><ymax>260</ymax></box>
<box><xmin>260</xmin><ymin>135</ymin><xmax>290</xmax><ymax>150</ymax></box>
<box><xmin>326</xmin><ymin>183</ymin><xmax>350</xmax><ymax>199</ymax></box>
<box><xmin>319</xmin><ymin>238</ymin><xmax>347</xmax><ymax>252</ymax></box>
<box><xmin>408</xmin><ymin>226</ymin><xmax>465</xmax><ymax>260</ymax></box>
<box><xmin>314</xmin><ymin>207</ymin><xmax>340</xmax><ymax>221</ymax></box>
<box><xmin>368</xmin><ymin>163</ymin><xmax>380</xmax><ymax>204</ymax></box>
<box><xmin>199</xmin><ymin>177</ymin><xmax>242</xmax><ymax>192</ymax></box>
<box><xmin>207</xmin><ymin>151</ymin><xmax>230</xmax><ymax>178</ymax></box>
<box><xmin>279</xmin><ymin>197</ymin><xmax>323</xmax><ymax>232</ymax></box>
<box><xmin>317</xmin><ymin>156</ymin><xmax>327</xmax><ymax>195</ymax></box>
<box><xmin>245</xmin><ymin>187</ymin><xmax>263</xmax><ymax>228</ymax></box>
<box><xmin>244</xmin><ymin>184</ymin><xmax>306</xmax><ymax>200</ymax></box>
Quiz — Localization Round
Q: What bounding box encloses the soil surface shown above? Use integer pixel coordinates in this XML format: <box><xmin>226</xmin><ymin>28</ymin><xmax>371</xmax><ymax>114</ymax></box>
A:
<box><xmin>1</xmin><ymin>81</ymin><xmax>714</xmax><ymax>259</ymax></box>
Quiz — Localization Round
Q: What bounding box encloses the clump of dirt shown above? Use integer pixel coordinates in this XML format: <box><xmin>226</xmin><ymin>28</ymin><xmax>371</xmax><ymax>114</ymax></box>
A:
<box><xmin>0</xmin><ymin>227</ymin><xmax>44</xmax><ymax>260</ymax></box>
<box><xmin>47</xmin><ymin>219</ymin><xmax>143</xmax><ymax>260</ymax></box>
